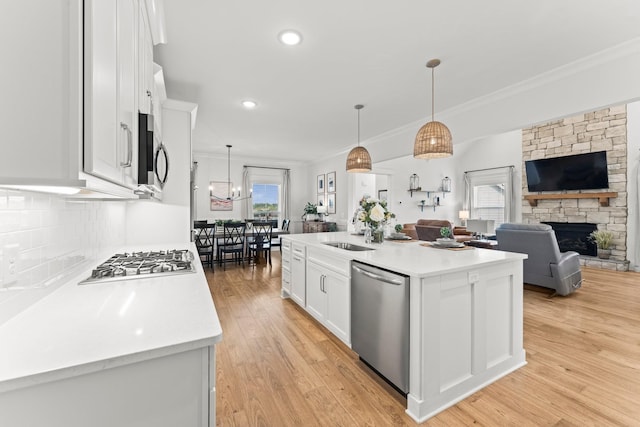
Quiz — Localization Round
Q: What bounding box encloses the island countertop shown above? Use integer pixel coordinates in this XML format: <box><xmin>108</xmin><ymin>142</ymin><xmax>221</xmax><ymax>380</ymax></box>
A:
<box><xmin>0</xmin><ymin>243</ymin><xmax>221</xmax><ymax>393</ymax></box>
<box><xmin>282</xmin><ymin>231</ymin><xmax>526</xmax><ymax>277</ymax></box>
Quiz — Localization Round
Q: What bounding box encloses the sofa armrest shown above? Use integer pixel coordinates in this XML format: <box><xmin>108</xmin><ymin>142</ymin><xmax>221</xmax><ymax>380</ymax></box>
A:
<box><xmin>453</xmin><ymin>226</ymin><xmax>472</xmax><ymax>236</ymax></box>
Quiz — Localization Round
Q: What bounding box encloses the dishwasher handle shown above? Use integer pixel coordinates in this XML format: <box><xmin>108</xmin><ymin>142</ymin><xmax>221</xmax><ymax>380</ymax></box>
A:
<box><xmin>352</xmin><ymin>265</ymin><xmax>405</xmax><ymax>286</ymax></box>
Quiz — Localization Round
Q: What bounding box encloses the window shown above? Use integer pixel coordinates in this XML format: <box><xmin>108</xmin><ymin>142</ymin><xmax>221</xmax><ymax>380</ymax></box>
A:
<box><xmin>472</xmin><ymin>184</ymin><xmax>506</xmax><ymax>225</ymax></box>
<box><xmin>252</xmin><ymin>183</ymin><xmax>280</xmax><ymax>223</ymax></box>
<box><xmin>465</xmin><ymin>166</ymin><xmax>515</xmax><ymax>229</ymax></box>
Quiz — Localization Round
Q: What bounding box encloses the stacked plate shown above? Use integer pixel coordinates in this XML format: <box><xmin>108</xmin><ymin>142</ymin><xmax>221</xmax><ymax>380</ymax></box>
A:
<box><xmin>432</xmin><ymin>238</ymin><xmax>464</xmax><ymax>248</ymax></box>
<box><xmin>388</xmin><ymin>232</ymin><xmax>411</xmax><ymax>240</ymax></box>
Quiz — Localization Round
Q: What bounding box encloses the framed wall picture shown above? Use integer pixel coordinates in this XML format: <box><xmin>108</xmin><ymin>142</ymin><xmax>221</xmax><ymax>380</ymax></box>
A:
<box><xmin>327</xmin><ymin>193</ymin><xmax>336</xmax><ymax>214</ymax></box>
<box><xmin>378</xmin><ymin>189</ymin><xmax>388</xmax><ymax>201</ymax></box>
<box><xmin>317</xmin><ymin>194</ymin><xmax>325</xmax><ymax>207</ymax></box>
<box><xmin>317</xmin><ymin>174</ymin><xmax>325</xmax><ymax>194</ymax></box>
<box><xmin>210</xmin><ymin>181</ymin><xmax>233</xmax><ymax>211</ymax></box>
<box><xmin>327</xmin><ymin>171</ymin><xmax>336</xmax><ymax>193</ymax></box>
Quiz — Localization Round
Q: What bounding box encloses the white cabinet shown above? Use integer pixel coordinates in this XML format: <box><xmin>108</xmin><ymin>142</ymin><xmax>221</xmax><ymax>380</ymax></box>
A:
<box><xmin>290</xmin><ymin>243</ymin><xmax>306</xmax><ymax>307</ymax></box>
<box><xmin>159</xmin><ymin>99</ymin><xmax>198</xmax><ymax>240</ymax></box>
<box><xmin>306</xmin><ymin>248</ymin><xmax>351</xmax><ymax>345</ymax></box>
<box><xmin>138</xmin><ymin>1</ymin><xmax>155</xmax><ymax>116</ymax></box>
<box><xmin>0</xmin><ymin>346</ymin><xmax>216</xmax><ymax>427</ymax></box>
<box><xmin>281</xmin><ymin>239</ymin><xmax>292</xmax><ymax>296</ymax></box>
<box><xmin>0</xmin><ymin>0</ymin><xmax>164</xmax><ymax>197</ymax></box>
<box><xmin>84</xmin><ymin>0</ymin><xmax>138</xmax><ymax>187</ymax></box>
<box><xmin>0</xmin><ymin>0</ymin><xmax>83</xmax><ymax>185</ymax></box>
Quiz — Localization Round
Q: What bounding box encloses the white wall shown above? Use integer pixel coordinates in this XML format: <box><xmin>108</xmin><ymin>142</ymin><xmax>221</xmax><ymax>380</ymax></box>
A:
<box><xmin>306</xmin><ymin>156</ymin><xmax>351</xmax><ymax>230</ymax></box>
<box><xmin>310</xmin><ymin>42</ymin><xmax>640</xmax><ymax>259</ymax></box>
<box><xmin>627</xmin><ymin>101</ymin><xmax>640</xmax><ymax>271</ymax></box>
<box><xmin>193</xmin><ymin>152</ymin><xmax>308</xmax><ymax>233</ymax></box>
<box><xmin>363</xmin><ymin>39</ymin><xmax>640</xmax><ymax>164</ymax></box>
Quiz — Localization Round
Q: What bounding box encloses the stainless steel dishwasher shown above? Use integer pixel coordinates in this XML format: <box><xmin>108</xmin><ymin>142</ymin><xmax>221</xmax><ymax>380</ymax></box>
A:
<box><xmin>351</xmin><ymin>261</ymin><xmax>410</xmax><ymax>394</ymax></box>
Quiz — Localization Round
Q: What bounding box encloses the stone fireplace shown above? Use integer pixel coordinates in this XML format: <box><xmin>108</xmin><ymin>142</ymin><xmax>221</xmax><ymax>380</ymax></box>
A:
<box><xmin>542</xmin><ymin>222</ymin><xmax>597</xmax><ymax>256</ymax></box>
<box><xmin>522</xmin><ymin>105</ymin><xmax>629</xmax><ymax>270</ymax></box>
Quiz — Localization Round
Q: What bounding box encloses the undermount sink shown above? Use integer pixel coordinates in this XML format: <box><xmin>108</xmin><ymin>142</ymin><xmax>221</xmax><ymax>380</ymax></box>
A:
<box><xmin>323</xmin><ymin>242</ymin><xmax>375</xmax><ymax>251</ymax></box>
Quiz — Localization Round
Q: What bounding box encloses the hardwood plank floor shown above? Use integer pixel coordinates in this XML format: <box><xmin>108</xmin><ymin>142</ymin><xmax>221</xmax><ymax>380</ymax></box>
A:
<box><xmin>206</xmin><ymin>252</ymin><xmax>640</xmax><ymax>426</ymax></box>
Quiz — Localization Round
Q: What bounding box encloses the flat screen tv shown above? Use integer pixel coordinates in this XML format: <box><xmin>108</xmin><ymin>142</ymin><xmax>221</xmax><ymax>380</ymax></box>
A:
<box><xmin>525</xmin><ymin>151</ymin><xmax>609</xmax><ymax>192</ymax></box>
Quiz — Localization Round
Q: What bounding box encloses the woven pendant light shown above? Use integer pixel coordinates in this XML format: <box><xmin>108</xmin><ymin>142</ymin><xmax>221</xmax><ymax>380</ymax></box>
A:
<box><xmin>346</xmin><ymin>104</ymin><xmax>372</xmax><ymax>173</ymax></box>
<box><xmin>414</xmin><ymin>59</ymin><xmax>452</xmax><ymax>159</ymax></box>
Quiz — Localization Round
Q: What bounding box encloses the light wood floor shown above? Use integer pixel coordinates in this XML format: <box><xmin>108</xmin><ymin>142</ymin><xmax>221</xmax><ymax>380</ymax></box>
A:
<box><xmin>206</xmin><ymin>252</ymin><xmax>640</xmax><ymax>426</ymax></box>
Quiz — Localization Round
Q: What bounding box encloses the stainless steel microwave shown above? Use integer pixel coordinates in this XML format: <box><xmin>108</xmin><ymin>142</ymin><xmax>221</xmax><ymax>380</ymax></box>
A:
<box><xmin>138</xmin><ymin>112</ymin><xmax>168</xmax><ymax>195</ymax></box>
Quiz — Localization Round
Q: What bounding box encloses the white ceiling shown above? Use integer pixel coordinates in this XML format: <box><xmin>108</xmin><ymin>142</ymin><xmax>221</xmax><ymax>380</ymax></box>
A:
<box><xmin>155</xmin><ymin>0</ymin><xmax>640</xmax><ymax>162</ymax></box>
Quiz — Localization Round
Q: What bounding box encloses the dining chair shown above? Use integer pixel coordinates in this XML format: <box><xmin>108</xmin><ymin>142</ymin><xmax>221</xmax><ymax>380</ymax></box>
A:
<box><xmin>218</xmin><ymin>222</ymin><xmax>246</xmax><ymax>269</ymax></box>
<box><xmin>194</xmin><ymin>223</ymin><xmax>215</xmax><ymax>270</ymax></box>
<box><xmin>271</xmin><ymin>219</ymin><xmax>290</xmax><ymax>251</ymax></box>
<box><xmin>248</xmin><ymin>222</ymin><xmax>273</xmax><ymax>266</ymax></box>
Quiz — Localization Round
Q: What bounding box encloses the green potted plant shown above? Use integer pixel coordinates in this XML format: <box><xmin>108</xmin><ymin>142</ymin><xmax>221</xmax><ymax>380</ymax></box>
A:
<box><xmin>394</xmin><ymin>224</ymin><xmax>403</xmax><ymax>233</ymax></box>
<box><xmin>302</xmin><ymin>202</ymin><xmax>318</xmax><ymax>221</ymax></box>
<box><xmin>588</xmin><ymin>229</ymin><xmax>614</xmax><ymax>259</ymax></box>
<box><xmin>439</xmin><ymin>226</ymin><xmax>453</xmax><ymax>240</ymax></box>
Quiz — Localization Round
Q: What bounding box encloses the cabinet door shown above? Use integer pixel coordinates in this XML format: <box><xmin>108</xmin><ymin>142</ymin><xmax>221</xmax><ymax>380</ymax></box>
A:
<box><xmin>84</xmin><ymin>0</ymin><xmax>119</xmax><ymax>183</ymax></box>
<box><xmin>290</xmin><ymin>244</ymin><xmax>306</xmax><ymax>307</ymax></box>
<box><xmin>138</xmin><ymin>3</ymin><xmax>154</xmax><ymax>115</ymax></box>
<box><xmin>325</xmin><ymin>270</ymin><xmax>351</xmax><ymax>344</ymax></box>
<box><xmin>84</xmin><ymin>0</ymin><xmax>138</xmax><ymax>187</ymax></box>
<box><xmin>305</xmin><ymin>262</ymin><xmax>327</xmax><ymax>323</ymax></box>
<box><xmin>117</xmin><ymin>0</ymin><xmax>138</xmax><ymax>187</ymax></box>
<box><xmin>281</xmin><ymin>243</ymin><xmax>292</xmax><ymax>296</ymax></box>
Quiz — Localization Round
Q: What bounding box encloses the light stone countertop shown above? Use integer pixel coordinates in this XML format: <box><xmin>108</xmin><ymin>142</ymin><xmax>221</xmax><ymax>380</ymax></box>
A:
<box><xmin>0</xmin><ymin>243</ymin><xmax>221</xmax><ymax>393</ymax></box>
<box><xmin>283</xmin><ymin>231</ymin><xmax>527</xmax><ymax>277</ymax></box>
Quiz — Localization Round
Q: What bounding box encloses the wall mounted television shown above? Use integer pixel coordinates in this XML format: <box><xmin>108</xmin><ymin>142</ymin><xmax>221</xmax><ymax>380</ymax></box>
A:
<box><xmin>525</xmin><ymin>151</ymin><xmax>609</xmax><ymax>192</ymax></box>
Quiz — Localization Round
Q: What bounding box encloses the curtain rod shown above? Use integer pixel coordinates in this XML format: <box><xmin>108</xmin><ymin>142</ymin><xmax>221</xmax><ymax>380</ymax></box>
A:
<box><xmin>464</xmin><ymin>165</ymin><xmax>515</xmax><ymax>174</ymax></box>
<box><xmin>244</xmin><ymin>165</ymin><xmax>290</xmax><ymax>171</ymax></box>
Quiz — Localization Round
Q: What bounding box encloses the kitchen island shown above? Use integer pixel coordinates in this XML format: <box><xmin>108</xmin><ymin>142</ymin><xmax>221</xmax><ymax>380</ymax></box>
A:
<box><xmin>0</xmin><ymin>243</ymin><xmax>221</xmax><ymax>427</ymax></box>
<box><xmin>281</xmin><ymin>232</ymin><xmax>527</xmax><ymax>423</ymax></box>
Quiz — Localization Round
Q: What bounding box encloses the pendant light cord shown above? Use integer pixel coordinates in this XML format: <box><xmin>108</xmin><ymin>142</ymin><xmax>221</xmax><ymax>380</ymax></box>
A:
<box><xmin>431</xmin><ymin>66</ymin><xmax>435</xmax><ymax>122</ymax></box>
<box><xmin>357</xmin><ymin>108</ymin><xmax>361</xmax><ymax>146</ymax></box>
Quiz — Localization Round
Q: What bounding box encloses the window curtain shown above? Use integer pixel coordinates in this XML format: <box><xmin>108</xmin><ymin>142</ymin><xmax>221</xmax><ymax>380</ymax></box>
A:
<box><xmin>241</xmin><ymin>166</ymin><xmax>251</xmax><ymax>220</ymax></box>
<box><xmin>283</xmin><ymin>169</ymin><xmax>291</xmax><ymax>221</ymax></box>
<box><xmin>464</xmin><ymin>166</ymin><xmax>516</xmax><ymax>224</ymax></box>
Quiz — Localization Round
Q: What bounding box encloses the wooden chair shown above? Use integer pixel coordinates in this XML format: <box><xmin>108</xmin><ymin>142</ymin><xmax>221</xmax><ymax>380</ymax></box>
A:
<box><xmin>271</xmin><ymin>219</ymin><xmax>290</xmax><ymax>251</ymax></box>
<box><xmin>194</xmin><ymin>223</ymin><xmax>215</xmax><ymax>270</ymax></box>
<box><xmin>248</xmin><ymin>222</ymin><xmax>273</xmax><ymax>266</ymax></box>
<box><xmin>218</xmin><ymin>222</ymin><xmax>246</xmax><ymax>269</ymax></box>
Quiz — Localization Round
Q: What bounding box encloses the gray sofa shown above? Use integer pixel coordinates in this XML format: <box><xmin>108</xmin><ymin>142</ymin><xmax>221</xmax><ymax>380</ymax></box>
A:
<box><xmin>495</xmin><ymin>223</ymin><xmax>582</xmax><ymax>296</ymax></box>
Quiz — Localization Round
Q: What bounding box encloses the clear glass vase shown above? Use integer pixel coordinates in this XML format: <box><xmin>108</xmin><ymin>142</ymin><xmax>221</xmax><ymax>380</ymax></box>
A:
<box><xmin>371</xmin><ymin>224</ymin><xmax>384</xmax><ymax>243</ymax></box>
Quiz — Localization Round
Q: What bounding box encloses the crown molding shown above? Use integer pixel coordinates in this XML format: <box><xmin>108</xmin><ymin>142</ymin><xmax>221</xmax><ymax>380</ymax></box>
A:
<box><xmin>364</xmin><ymin>37</ymin><xmax>640</xmax><ymax>147</ymax></box>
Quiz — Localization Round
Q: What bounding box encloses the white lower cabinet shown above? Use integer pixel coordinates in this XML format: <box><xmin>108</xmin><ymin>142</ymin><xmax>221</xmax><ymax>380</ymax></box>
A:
<box><xmin>0</xmin><ymin>346</ymin><xmax>216</xmax><ymax>427</ymax></box>
<box><xmin>306</xmin><ymin>260</ymin><xmax>351</xmax><ymax>345</ymax></box>
<box><xmin>290</xmin><ymin>242</ymin><xmax>306</xmax><ymax>307</ymax></box>
<box><xmin>281</xmin><ymin>240</ymin><xmax>292</xmax><ymax>296</ymax></box>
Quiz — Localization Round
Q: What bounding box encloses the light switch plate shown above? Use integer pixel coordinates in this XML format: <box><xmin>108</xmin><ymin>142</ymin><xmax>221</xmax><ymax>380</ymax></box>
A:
<box><xmin>2</xmin><ymin>244</ymin><xmax>19</xmax><ymax>286</ymax></box>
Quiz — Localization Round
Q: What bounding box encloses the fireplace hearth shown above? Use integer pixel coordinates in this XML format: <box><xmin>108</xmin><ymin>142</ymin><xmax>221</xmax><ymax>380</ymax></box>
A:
<box><xmin>542</xmin><ymin>222</ymin><xmax>598</xmax><ymax>256</ymax></box>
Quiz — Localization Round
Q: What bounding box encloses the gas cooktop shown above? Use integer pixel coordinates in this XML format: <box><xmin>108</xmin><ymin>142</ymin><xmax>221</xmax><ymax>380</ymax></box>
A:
<box><xmin>79</xmin><ymin>249</ymin><xmax>196</xmax><ymax>285</ymax></box>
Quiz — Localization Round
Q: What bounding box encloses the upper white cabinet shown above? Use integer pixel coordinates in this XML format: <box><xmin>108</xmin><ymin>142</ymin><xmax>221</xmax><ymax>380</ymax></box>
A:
<box><xmin>0</xmin><ymin>0</ymin><xmax>83</xmax><ymax>185</ymax></box>
<box><xmin>84</xmin><ymin>0</ymin><xmax>138</xmax><ymax>187</ymax></box>
<box><xmin>0</xmin><ymin>0</ymin><xmax>165</xmax><ymax>197</ymax></box>
<box><xmin>138</xmin><ymin>2</ymin><xmax>155</xmax><ymax>115</ymax></box>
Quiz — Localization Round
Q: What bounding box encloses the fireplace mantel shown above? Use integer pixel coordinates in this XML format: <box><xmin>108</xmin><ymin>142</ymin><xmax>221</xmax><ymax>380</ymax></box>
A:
<box><xmin>524</xmin><ymin>192</ymin><xmax>618</xmax><ymax>207</ymax></box>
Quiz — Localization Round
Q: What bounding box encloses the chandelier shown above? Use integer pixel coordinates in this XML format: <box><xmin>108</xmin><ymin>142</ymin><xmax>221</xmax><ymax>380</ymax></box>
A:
<box><xmin>210</xmin><ymin>145</ymin><xmax>252</xmax><ymax>201</ymax></box>
<box><xmin>414</xmin><ymin>59</ymin><xmax>453</xmax><ymax>159</ymax></box>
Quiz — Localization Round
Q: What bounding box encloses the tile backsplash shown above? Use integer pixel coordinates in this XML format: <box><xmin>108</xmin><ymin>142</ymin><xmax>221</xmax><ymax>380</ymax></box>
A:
<box><xmin>0</xmin><ymin>189</ymin><xmax>126</xmax><ymax>320</ymax></box>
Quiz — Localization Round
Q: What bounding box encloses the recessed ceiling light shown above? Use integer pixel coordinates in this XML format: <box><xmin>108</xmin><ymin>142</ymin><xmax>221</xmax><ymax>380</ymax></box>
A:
<box><xmin>278</xmin><ymin>30</ymin><xmax>302</xmax><ymax>46</ymax></box>
<box><xmin>241</xmin><ymin>100</ymin><xmax>257</xmax><ymax>109</ymax></box>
